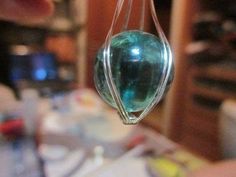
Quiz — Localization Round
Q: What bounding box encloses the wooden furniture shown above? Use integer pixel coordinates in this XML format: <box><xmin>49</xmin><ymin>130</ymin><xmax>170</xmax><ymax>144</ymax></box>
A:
<box><xmin>0</xmin><ymin>0</ymin><xmax>85</xmax><ymax>89</ymax></box>
<box><xmin>188</xmin><ymin>160</ymin><xmax>236</xmax><ymax>177</ymax></box>
<box><xmin>165</xmin><ymin>0</ymin><xmax>236</xmax><ymax>160</ymax></box>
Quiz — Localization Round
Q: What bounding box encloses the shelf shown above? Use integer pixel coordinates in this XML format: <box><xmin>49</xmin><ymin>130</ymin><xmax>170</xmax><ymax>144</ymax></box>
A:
<box><xmin>192</xmin><ymin>94</ymin><xmax>221</xmax><ymax>110</ymax></box>
<box><xmin>191</xmin><ymin>65</ymin><xmax>236</xmax><ymax>82</ymax></box>
<box><xmin>185</xmin><ymin>101</ymin><xmax>218</xmax><ymax>118</ymax></box>
<box><xmin>193</xmin><ymin>76</ymin><xmax>236</xmax><ymax>93</ymax></box>
<box><xmin>188</xmin><ymin>84</ymin><xmax>236</xmax><ymax>101</ymax></box>
<box><xmin>167</xmin><ymin>0</ymin><xmax>236</xmax><ymax>161</ymax></box>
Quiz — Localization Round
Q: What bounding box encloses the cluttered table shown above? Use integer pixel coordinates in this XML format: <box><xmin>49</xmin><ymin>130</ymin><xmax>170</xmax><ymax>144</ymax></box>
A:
<box><xmin>0</xmin><ymin>88</ymin><xmax>208</xmax><ymax>177</ymax></box>
<box><xmin>40</xmin><ymin>125</ymin><xmax>209</xmax><ymax>177</ymax></box>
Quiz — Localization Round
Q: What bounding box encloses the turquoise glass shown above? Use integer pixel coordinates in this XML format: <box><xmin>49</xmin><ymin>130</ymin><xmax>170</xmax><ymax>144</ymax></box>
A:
<box><xmin>94</xmin><ymin>30</ymin><xmax>172</xmax><ymax>112</ymax></box>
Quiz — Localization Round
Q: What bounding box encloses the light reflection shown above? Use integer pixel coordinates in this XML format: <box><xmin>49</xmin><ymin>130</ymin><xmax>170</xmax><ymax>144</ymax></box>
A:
<box><xmin>131</xmin><ymin>47</ymin><xmax>140</xmax><ymax>56</ymax></box>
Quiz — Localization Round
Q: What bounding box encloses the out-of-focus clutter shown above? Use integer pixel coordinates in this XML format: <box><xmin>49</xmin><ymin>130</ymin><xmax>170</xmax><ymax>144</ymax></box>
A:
<box><xmin>0</xmin><ymin>84</ymin><xmax>18</xmax><ymax>114</ymax></box>
<box><xmin>77</xmin><ymin>129</ymin><xmax>208</xmax><ymax>177</ymax></box>
<box><xmin>219</xmin><ymin>100</ymin><xmax>236</xmax><ymax>159</ymax></box>
<box><xmin>0</xmin><ymin>0</ymin><xmax>85</xmax><ymax>97</ymax></box>
<box><xmin>1</xmin><ymin>0</ymin><xmax>236</xmax><ymax>176</ymax></box>
<box><xmin>168</xmin><ymin>0</ymin><xmax>236</xmax><ymax>161</ymax></box>
<box><xmin>0</xmin><ymin>84</ymin><xmax>23</xmax><ymax>138</ymax></box>
<box><xmin>2</xmin><ymin>25</ymin><xmax>78</xmax><ymax>96</ymax></box>
<box><xmin>0</xmin><ymin>138</ymin><xmax>44</xmax><ymax>177</ymax></box>
<box><xmin>0</xmin><ymin>86</ymin><xmax>208</xmax><ymax>177</ymax></box>
<box><xmin>0</xmin><ymin>86</ymin><xmax>46</xmax><ymax>177</ymax></box>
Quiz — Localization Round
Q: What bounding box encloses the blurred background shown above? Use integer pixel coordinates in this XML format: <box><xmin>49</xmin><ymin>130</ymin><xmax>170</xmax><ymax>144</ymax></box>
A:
<box><xmin>0</xmin><ymin>0</ymin><xmax>235</xmax><ymax>176</ymax></box>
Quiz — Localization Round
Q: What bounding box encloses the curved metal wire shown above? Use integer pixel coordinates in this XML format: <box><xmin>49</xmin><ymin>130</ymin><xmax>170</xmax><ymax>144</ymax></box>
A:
<box><xmin>139</xmin><ymin>0</ymin><xmax>146</xmax><ymax>31</ymax></box>
<box><xmin>122</xmin><ymin>0</ymin><xmax>133</xmax><ymax>31</ymax></box>
<box><xmin>102</xmin><ymin>0</ymin><xmax>173</xmax><ymax>124</ymax></box>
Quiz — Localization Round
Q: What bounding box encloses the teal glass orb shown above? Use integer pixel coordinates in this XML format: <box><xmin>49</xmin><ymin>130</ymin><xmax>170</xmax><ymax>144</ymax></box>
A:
<box><xmin>94</xmin><ymin>30</ymin><xmax>173</xmax><ymax>112</ymax></box>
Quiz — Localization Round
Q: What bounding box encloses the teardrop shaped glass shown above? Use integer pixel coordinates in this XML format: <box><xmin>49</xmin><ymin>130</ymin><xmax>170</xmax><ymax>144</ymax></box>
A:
<box><xmin>94</xmin><ymin>0</ymin><xmax>174</xmax><ymax>124</ymax></box>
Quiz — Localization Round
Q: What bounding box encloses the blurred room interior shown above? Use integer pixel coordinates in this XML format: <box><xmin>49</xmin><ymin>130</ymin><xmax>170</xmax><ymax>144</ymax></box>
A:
<box><xmin>0</xmin><ymin>0</ymin><xmax>236</xmax><ymax>176</ymax></box>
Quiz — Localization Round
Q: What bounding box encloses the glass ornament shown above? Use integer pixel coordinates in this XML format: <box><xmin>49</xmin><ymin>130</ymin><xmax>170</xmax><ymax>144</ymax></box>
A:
<box><xmin>94</xmin><ymin>0</ymin><xmax>174</xmax><ymax>124</ymax></box>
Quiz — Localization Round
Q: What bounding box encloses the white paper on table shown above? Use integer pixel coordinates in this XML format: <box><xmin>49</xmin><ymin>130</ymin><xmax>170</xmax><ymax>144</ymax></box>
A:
<box><xmin>44</xmin><ymin>149</ymin><xmax>86</xmax><ymax>177</ymax></box>
<box><xmin>83</xmin><ymin>157</ymin><xmax>149</xmax><ymax>177</ymax></box>
<box><xmin>81</xmin><ymin>145</ymin><xmax>150</xmax><ymax>177</ymax></box>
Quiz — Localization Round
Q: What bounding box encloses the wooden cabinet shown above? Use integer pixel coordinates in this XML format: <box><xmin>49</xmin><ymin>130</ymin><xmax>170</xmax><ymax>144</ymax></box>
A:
<box><xmin>165</xmin><ymin>0</ymin><xmax>236</xmax><ymax>160</ymax></box>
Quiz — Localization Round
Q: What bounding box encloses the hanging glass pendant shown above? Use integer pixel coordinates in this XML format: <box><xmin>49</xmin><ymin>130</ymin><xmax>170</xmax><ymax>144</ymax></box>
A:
<box><xmin>94</xmin><ymin>0</ymin><xmax>174</xmax><ymax>124</ymax></box>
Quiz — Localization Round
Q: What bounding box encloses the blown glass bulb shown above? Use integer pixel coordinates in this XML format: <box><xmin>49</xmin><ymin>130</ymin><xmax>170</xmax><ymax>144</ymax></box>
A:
<box><xmin>95</xmin><ymin>30</ymin><xmax>173</xmax><ymax>112</ymax></box>
<box><xmin>93</xmin><ymin>0</ymin><xmax>174</xmax><ymax>124</ymax></box>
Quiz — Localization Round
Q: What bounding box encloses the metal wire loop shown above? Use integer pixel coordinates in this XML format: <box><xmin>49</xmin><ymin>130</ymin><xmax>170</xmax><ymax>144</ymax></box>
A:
<box><xmin>102</xmin><ymin>0</ymin><xmax>173</xmax><ymax>124</ymax></box>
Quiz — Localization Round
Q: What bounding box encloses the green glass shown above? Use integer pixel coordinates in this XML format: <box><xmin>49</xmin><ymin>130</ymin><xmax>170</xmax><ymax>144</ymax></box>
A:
<box><xmin>94</xmin><ymin>30</ymin><xmax>172</xmax><ymax>112</ymax></box>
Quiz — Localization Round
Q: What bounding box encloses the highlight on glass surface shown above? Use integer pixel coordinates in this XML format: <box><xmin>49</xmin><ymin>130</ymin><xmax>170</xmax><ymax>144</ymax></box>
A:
<box><xmin>94</xmin><ymin>0</ymin><xmax>174</xmax><ymax>124</ymax></box>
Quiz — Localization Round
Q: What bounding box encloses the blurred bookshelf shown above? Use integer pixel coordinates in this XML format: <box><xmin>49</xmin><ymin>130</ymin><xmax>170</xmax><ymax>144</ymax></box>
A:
<box><xmin>166</xmin><ymin>0</ymin><xmax>236</xmax><ymax>160</ymax></box>
<box><xmin>0</xmin><ymin>0</ymin><xmax>88</xmax><ymax>95</ymax></box>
